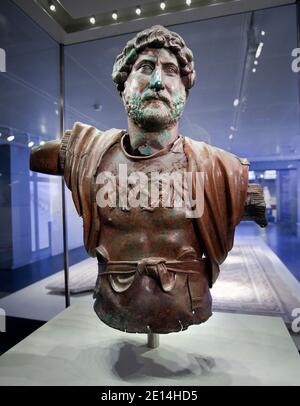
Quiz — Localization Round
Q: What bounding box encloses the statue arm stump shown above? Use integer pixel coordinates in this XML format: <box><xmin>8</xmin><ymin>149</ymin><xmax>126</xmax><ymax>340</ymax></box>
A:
<box><xmin>242</xmin><ymin>183</ymin><xmax>268</xmax><ymax>227</ymax></box>
<box><xmin>30</xmin><ymin>140</ymin><xmax>62</xmax><ymax>175</ymax></box>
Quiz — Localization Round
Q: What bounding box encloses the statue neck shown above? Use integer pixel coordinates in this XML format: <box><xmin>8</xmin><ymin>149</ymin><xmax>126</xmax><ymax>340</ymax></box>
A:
<box><xmin>127</xmin><ymin>119</ymin><xmax>179</xmax><ymax>156</ymax></box>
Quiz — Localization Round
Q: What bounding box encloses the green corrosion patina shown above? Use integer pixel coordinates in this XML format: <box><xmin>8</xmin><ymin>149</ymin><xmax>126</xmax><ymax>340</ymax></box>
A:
<box><xmin>104</xmin><ymin>310</ymin><xmax>129</xmax><ymax>330</ymax></box>
<box><xmin>149</xmin><ymin>68</ymin><xmax>162</xmax><ymax>90</ymax></box>
<box><xmin>128</xmin><ymin>93</ymin><xmax>143</xmax><ymax>122</ymax></box>
<box><xmin>125</xmin><ymin>48</ymin><xmax>137</xmax><ymax>65</ymax></box>
<box><xmin>157</xmin><ymin>129</ymin><xmax>170</xmax><ymax>145</ymax></box>
<box><xmin>171</xmin><ymin>91</ymin><xmax>186</xmax><ymax>120</ymax></box>
<box><xmin>140</xmin><ymin>145</ymin><xmax>153</xmax><ymax>155</ymax></box>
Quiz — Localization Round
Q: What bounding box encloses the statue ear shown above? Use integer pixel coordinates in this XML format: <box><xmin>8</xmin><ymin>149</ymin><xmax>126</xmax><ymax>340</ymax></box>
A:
<box><xmin>121</xmin><ymin>90</ymin><xmax>126</xmax><ymax>102</ymax></box>
<box><xmin>120</xmin><ymin>79</ymin><xmax>128</xmax><ymax>98</ymax></box>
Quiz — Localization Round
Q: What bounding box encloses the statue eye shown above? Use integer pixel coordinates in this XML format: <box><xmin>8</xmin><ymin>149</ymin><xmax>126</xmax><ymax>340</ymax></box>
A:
<box><xmin>164</xmin><ymin>64</ymin><xmax>178</xmax><ymax>75</ymax></box>
<box><xmin>139</xmin><ymin>63</ymin><xmax>154</xmax><ymax>73</ymax></box>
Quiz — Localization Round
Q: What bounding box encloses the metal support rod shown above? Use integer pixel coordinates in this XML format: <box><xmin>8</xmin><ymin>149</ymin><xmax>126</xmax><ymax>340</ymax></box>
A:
<box><xmin>59</xmin><ymin>43</ymin><xmax>70</xmax><ymax>308</ymax></box>
<box><xmin>147</xmin><ymin>333</ymin><xmax>159</xmax><ymax>349</ymax></box>
<box><xmin>229</xmin><ymin>13</ymin><xmax>254</xmax><ymax>150</ymax></box>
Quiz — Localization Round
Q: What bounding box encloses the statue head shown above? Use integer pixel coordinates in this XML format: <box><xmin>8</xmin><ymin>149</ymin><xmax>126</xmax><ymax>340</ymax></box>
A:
<box><xmin>112</xmin><ymin>25</ymin><xmax>196</xmax><ymax>131</ymax></box>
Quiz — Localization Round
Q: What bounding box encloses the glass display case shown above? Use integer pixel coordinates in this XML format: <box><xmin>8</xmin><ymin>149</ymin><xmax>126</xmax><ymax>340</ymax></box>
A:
<box><xmin>0</xmin><ymin>0</ymin><xmax>299</xmax><ymax>359</ymax></box>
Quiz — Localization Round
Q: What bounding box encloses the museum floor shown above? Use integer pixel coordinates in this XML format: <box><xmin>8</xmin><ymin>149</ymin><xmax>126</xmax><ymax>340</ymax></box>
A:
<box><xmin>236</xmin><ymin>222</ymin><xmax>300</xmax><ymax>282</ymax></box>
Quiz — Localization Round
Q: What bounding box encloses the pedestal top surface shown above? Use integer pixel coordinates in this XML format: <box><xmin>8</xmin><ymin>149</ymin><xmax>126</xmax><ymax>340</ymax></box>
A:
<box><xmin>0</xmin><ymin>302</ymin><xmax>299</xmax><ymax>386</ymax></box>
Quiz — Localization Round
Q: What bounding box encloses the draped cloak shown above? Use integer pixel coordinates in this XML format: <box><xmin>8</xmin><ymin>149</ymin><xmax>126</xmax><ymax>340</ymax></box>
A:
<box><xmin>60</xmin><ymin>122</ymin><xmax>249</xmax><ymax>286</ymax></box>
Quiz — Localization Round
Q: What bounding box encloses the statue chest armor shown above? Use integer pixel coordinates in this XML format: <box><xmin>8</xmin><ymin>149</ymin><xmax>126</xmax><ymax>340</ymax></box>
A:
<box><xmin>93</xmin><ymin>135</ymin><xmax>212</xmax><ymax>333</ymax></box>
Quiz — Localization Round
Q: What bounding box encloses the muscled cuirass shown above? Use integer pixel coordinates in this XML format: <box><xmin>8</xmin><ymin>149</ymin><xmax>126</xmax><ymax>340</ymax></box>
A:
<box><xmin>93</xmin><ymin>133</ymin><xmax>212</xmax><ymax>333</ymax></box>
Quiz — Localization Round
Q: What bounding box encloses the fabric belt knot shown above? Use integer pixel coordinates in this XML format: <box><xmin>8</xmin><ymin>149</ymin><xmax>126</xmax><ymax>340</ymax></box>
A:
<box><xmin>136</xmin><ymin>257</ymin><xmax>167</xmax><ymax>277</ymax></box>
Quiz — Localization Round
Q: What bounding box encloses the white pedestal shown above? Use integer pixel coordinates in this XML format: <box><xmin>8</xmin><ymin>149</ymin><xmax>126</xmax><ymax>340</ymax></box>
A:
<box><xmin>0</xmin><ymin>302</ymin><xmax>299</xmax><ymax>386</ymax></box>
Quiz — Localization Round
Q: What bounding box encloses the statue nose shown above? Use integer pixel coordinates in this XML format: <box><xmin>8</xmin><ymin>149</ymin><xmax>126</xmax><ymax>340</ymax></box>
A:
<box><xmin>152</xmin><ymin>80</ymin><xmax>164</xmax><ymax>91</ymax></box>
<box><xmin>150</xmin><ymin>68</ymin><xmax>165</xmax><ymax>91</ymax></box>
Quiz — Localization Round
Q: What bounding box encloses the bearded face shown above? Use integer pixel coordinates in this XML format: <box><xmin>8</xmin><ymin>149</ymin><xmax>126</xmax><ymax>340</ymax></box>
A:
<box><xmin>122</xmin><ymin>48</ymin><xmax>187</xmax><ymax>132</ymax></box>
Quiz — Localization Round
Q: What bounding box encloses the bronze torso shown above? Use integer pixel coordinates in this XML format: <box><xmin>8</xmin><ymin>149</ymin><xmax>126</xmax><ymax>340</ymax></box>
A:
<box><xmin>93</xmin><ymin>134</ymin><xmax>212</xmax><ymax>333</ymax></box>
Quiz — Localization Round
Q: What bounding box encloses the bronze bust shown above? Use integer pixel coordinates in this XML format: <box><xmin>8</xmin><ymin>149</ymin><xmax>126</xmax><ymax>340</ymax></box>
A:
<box><xmin>30</xmin><ymin>25</ymin><xmax>266</xmax><ymax>334</ymax></box>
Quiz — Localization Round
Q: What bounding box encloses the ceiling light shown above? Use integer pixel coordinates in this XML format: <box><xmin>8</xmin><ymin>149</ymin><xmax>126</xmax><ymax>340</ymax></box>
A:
<box><xmin>112</xmin><ymin>11</ymin><xmax>118</xmax><ymax>20</ymax></box>
<box><xmin>229</xmin><ymin>134</ymin><xmax>233</xmax><ymax>140</ymax></box>
<box><xmin>49</xmin><ymin>2</ymin><xmax>56</xmax><ymax>12</ymax></box>
<box><xmin>7</xmin><ymin>135</ymin><xmax>14</xmax><ymax>142</ymax></box>
<box><xmin>261</xmin><ymin>30</ymin><xmax>266</xmax><ymax>36</ymax></box>
<box><xmin>186</xmin><ymin>0</ymin><xmax>192</xmax><ymax>5</ymax></box>
<box><xmin>135</xmin><ymin>6</ymin><xmax>141</xmax><ymax>15</ymax></box>
<box><xmin>40</xmin><ymin>141</ymin><xmax>45</xmax><ymax>146</ymax></box>
<box><xmin>160</xmin><ymin>2</ymin><xmax>166</xmax><ymax>10</ymax></box>
<box><xmin>233</xmin><ymin>98</ymin><xmax>239</xmax><ymax>107</ymax></box>
<box><xmin>28</xmin><ymin>141</ymin><xmax>35</xmax><ymax>148</ymax></box>
<box><xmin>254</xmin><ymin>60</ymin><xmax>258</xmax><ymax>65</ymax></box>
<box><xmin>252</xmin><ymin>68</ymin><xmax>256</xmax><ymax>73</ymax></box>
<box><xmin>90</xmin><ymin>16</ymin><xmax>96</xmax><ymax>24</ymax></box>
<box><xmin>255</xmin><ymin>42</ymin><xmax>264</xmax><ymax>59</ymax></box>
<box><xmin>0</xmin><ymin>132</ymin><xmax>2</xmax><ymax>137</ymax></box>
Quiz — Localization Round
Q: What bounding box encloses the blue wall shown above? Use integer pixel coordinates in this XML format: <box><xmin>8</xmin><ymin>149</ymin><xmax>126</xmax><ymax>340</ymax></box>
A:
<box><xmin>0</xmin><ymin>0</ymin><xmax>60</xmax><ymax>269</ymax></box>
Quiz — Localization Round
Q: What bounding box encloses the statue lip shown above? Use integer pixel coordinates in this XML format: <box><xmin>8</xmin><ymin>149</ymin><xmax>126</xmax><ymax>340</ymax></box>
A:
<box><xmin>142</xmin><ymin>93</ymin><xmax>170</xmax><ymax>107</ymax></box>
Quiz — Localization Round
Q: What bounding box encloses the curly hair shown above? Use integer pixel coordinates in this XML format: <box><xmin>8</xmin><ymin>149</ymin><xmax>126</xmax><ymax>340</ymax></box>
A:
<box><xmin>112</xmin><ymin>25</ymin><xmax>196</xmax><ymax>94</ymax></box>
